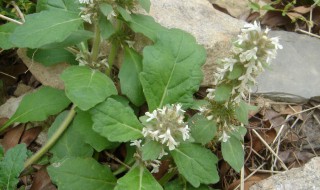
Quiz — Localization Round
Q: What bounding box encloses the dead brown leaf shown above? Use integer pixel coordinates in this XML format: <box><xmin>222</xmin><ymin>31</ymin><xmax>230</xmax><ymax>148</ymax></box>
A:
<box><xmin>30</xmin><ymin>167</ymin><xmax>57</xmax><ymax>190</ymax></box>
<box><xmin>261</xmin><ymin>11</ymin><xmax>291</xmax><ymax>27</ymax></box>
<box><xmin>20</xmin><ymin>126</ymin><xmax>42</xmax><ymax>146</ymax></box>
<box><xmin>252</xmin><ymin>129</ymin><xmax>277</xmax><ymax>152</ymax></box>
<box><xmin>292</xmin><ymin>6</ymin><xmax>311</xmax><ymax>14</ymax></box>
<box><xmin>1</xmin><ymin>125</ymin><xmax>25</xmax><ymax>152</ymax></box>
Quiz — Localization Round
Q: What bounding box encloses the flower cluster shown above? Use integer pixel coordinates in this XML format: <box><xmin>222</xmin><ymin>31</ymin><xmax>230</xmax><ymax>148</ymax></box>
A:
<box><xmin>142</xmin><ymin>104</ymin><xmax>190</xmax><ymax>151</ymax></box>
<box><xmin>76</xmin><ymin>51</ymin><xmax>109</xmax><ymax>70</ymax></box>
<box><xmin>79</xmin><ymin>0</ymin><xmax>97</xmax><ymax>24</ymax></box>
<box><xmin>208</xmin><ymin>21</ymin><xmax>282</xmax><ymax>103</ymax></box>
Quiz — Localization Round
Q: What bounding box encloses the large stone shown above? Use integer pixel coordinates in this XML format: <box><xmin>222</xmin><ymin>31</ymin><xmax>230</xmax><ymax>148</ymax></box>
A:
<box><xmin>249</xmin><ymin>157</ymin><xmax>320</xmax><ymax>190</ymax></box>
<box><xmin>256</xmin><ymin>31</ymin><xmax>320</xmax><ymax>99</ymax></box>
<box><xmin>146</xmin><ymin>0</ymin><xmax>245</xmax><ymax>86</ymax></box>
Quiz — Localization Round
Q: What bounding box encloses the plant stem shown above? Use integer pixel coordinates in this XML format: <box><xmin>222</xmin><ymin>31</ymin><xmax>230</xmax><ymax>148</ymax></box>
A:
<box><xmin>23</xmin><ymin>105</ymin><xmax>77</xmax><ymax>169</ymax></box>
<box><xmin>91</xmin><ymin>19</ymin><xmax>101</xmax><ymax>64</ymax></box>
<box><xmin>106</xmin><ymin>42</ymin><xmax>119</xmax><ymax>76</ymax></box>
<box><xmin>159</xmin><ymin>168</ymin><xmax>177</xmax><ymax>186</ymax></box>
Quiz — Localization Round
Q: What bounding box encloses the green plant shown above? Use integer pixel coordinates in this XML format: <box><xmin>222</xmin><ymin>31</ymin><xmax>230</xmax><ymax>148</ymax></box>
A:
<box><xmin>0</xmin><ymin>0</ymin><xmax>282</xmax><ymax>189</ymax></box>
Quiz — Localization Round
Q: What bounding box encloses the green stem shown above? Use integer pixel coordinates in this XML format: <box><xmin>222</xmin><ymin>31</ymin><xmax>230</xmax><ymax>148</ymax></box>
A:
<box><xmin>91</xmin><ymin>19</ymin><xmax>101</xmax><ymax>64</ymax></box>
<box><xmin>159</xmin><ymin>168</ymin><xmax>178</xmax><ymax>186</ymax></box>
<box><xmin>112</xmin><ymin>159</ymin><xmax>135</xmax><ymax>176</ymax></box>
<box><xmin>23</xmin><ymin>105</ymin><xmax>77</xmax><ymax>169</ymax></box>
<box><xmin>106</xmin><ymin>42</ymin><xmax>119</xmax><ymax>76</ymax></box>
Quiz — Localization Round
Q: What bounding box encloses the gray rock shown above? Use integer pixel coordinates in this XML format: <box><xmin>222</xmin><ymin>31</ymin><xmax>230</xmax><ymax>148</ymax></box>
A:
<box><xmin>249</xmin><ymin>157</ymin><xmax>320</xmax><ymax>190</ymax></box>
<box><xmin>146</xmin><ymin>0</ymin><xmax>245</xmax><ymax>86</ymax></box>
<box><xmin>256</xmin><ymin>31</ymin><xmax>320</xmax><ymax>99</ymax></box>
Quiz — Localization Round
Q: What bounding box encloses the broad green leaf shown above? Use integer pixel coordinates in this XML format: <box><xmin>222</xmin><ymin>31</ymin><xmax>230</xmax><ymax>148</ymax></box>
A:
<box><xmin>41</xmin><ymin>30</ymin><xmax>94</xmax><ymax>49</ymax></box>
<box><xmin>115</xmin><ymin>165</ymin><xmax>163</xmax><ymax>190</ymax></box>
<box><xmin>188</xmin><ymin>114</ymin><xmax>216</xmax><ymax>145</ymax></box>
<box><xmin>0</xmin><ymin>144</ymin><xmax>27</xmax><ymax>190</ymax></box>
<box><xmin>138</xmin><ymin>0</ymin><xmax>151</xmax><ymax>12</ymax></box>
<box><xmin>48</xmin><ymin>111</ymin><xmax>93</xmax><ymax>161</ymax></box>
<box><xmin>230</xmin><ymin>126</ymin><xmax>247</xmax><ymax>141</ymax></box>
<box><xmin>234</xmin><ymin>100</ymin><xmax>257</xmax><ymax>125</ymax></box>
<box><xmin>99</xmin><ymin>3</ymin><xmax>113</xmax><ymax>17</ymax></box>
<box><xmin>248</xmin><ymin>1</ymin><xmax>260</xmax><ymax>11</ymax></box>
<box><xmin>48</xmin><ymin>157</ymin><xmax>117</xmax><ymax>190</ymax></box>
<box><xmin>37</xmin><ymin>0</ymin><xmax>81</xmax><ymax>13</ymax></box>
<box><xmin>140</xmin><ymin>29</ymin><xmax>206</xmax><ymax>110</ymax></box>
<box><xmin>73</xmin><ymin>111</ymin><xmax>118</xmax><ymax>152</ymax></box>
<box><xmin>171</xmin><ymin>143</ymin><xmax>219</xmax><ymax>188</ymax></box>
<box><xmin>0</xmin><ymin>22</ymin><xmax>17</xmax><ymax>50</ymax></box>
<box><xmin>214</xmin><ymin>83</ymin><xmax>233</xmax><ymax>103</ymax></box>
<box><xmin>128</xmin><ymin>14</ymin><xmax>166</xmax><ymax>41</ymax></box>
<box><xmin>117</xmin><ymin>6</ymin><xmax>132</xmax><ymax>21</ymax></box>
<box><xmin>221</xmin><ymin>135</ymin><xmax>244</xmax><ymax>172</ymax></box>
<box><xmin>100</xmin><ymin>18</ymin><xmax>116</xmax><ymax>40</ymax></box>
<box><xmin>261</xmin><ymin>4</ymin><xmax>276</xmax><ymax>11</ymax></box>
<box><xmin>10</xmin><ymin>10</ymin><xmax>83</xmax><ymax>48</ymax></box>
<box><xmin>141</xmin><ymin>140</ymin><xmax>162</xmax><ymax>161</ymax></box>
<box><xmin>189</xmin><ymin>99</ymin><xmax>210</xmax><ymax>110</ymax></box>
<box><xmin>27</xmin><ymin>48</ymin><xmax>77</xmax><ymax>66</ymax></box>
<box><xmin>1</xmin><ymin>86</ymin><xmax>70</xmax><ymax>130</ymax></box>
<box><xmin>165</xmin><ymin>179</ymin><xmax>214</xmax><ymax>190</ymax></box>
<box><xmin>91</xmin><ymin>98</ymin><xmax>143</xmax><ymax>142</ymax></box>
<box><xmin>227</xmin><ymin>64</ymin><xmax>244</xmax><ymax>80</ymax></box>
<box><xmin>61</xmin><ymin>66</ymin><xmax>117</xmax><ymax>111</ymax></box>
<box><xmin>119</xmin><ymin>47</ymin><xmax>145</xmax><ymax>106</ymax></box>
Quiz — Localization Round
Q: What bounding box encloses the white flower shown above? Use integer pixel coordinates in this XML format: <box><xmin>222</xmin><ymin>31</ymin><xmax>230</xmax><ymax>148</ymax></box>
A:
<box><xmin>206</xmin><ymin>88</ymin><xmax>215</xmax><ymax>100</ymax></box>
<box><xmin>81</xmin><ymin>13</ymin><xmax>92</xmax><ymax>24</ymax></box>
<box><xmin>206</xmin><ymin>115</ymin><xmax>213</xmax><ymax>120</ymax></box>
<box><xmin>130</xmin><ymin>140</ymin><xmax>142</xmax><ymax>148</ymax></box>
<box><xmin>142</xmin><ymin>104</ymin><xmax>189</xmax><ymax>151</ymax></box>
<box><xmin>79</xmin><ymin>0</ymin><xmax>93</xmax><ymax>4</ymax></box>
<box><xmin>145</xmin><ymin>110</ymin><xmax>157</xmax><ymax>122</ymax></box>
<box><xmin>219</xmin><ymin>131</ymin><xmax>230</xmax><ymax>142</ymax></box>
<box><xmin>241</xmin><ymin>21</ymin><xmax>261</xmax><ymax>33</ymax></box>
<box><xmin>239</xmin><ymin>47</ymin><xmax>258</xmax><ymax>63</ymax></box>
<box><xmin>158</xmin><ymin>148</ymin><xmax>168</xmax><ymax>159</ymax></box>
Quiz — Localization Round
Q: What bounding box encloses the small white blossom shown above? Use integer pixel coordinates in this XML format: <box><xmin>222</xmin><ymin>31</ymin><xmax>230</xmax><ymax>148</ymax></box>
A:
<box><xmin>219</xmin><ymin>131</ymin><xmax>230</xmax><ymax>142</ymax></box>
<box><xmin>206</xmin><ymin>88</ymin><xmax>215</xmax><ymax>100</ymax></box>
<box><xmin>241</xmin><ymin>21</ymin><xmax>261</xmax><ymax>33</ymax></box>
<box><xmin>130</xmin><ymin>140</ymin><xmax>142</xmax><ymax>148</ymax></box>
<box><xmin>239</xmin><ymin>47</ymin><xmax>258</xmax><ymax>63</ymax></box>
<box><xmin>79</xmin><ymin>0</ymin><xmax>93</xmax><ymax>4</ymax></box>
<box><xmin>81</xmin><ymin>13</ymin><xmax>92</xmax><ymax>24</ymax></box>
<box><xmin>142</xmin><ymin>104</ymin><xmax>190</xmax><ymax>151</ymax></box>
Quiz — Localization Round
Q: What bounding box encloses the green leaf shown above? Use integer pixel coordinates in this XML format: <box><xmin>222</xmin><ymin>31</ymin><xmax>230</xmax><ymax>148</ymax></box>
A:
<box><xmin>128</xmin><ymin>14</ymin><xmax>166</xmax><ymax>41</ymax></box>
<box><xmin>119</xmin><ymin>47</ymin><xmax>145</xmax><ymax>106</ymax></box>
<box><xmin>171</xmin><ymin>143</ymin><xmax>219</xmax><ymax>187</ymax></box>
<box><xmin>141</xmin><ymin>140</ymin><xmax>162</xmax><ymax>161</ymax></box>
<box><xmin>227</xmin><ymin>64</ymin><xmax>244</xmax><ymax>80</ymax></box>
<box><xmin>230</xmin><ymin>126</ymin><xmax>247</xmax><ymax>141</ymax></box>
<box><xmin>27</xmin><ymin>48</ymin><xmax>77</xmax><ymax>66</ymax></box>
<box><xmin>248</xmin><ymin>1</ymin><xmax>260</xmax><ymax>11</ymax></box>
<box><xmin>61</xmin><ymin>66</ymin><xmax>117</xmax><ymax>111</ymax></box>
<box><xmin>0</xmin><ymin>22</ymin><xmax>17</xmax><ymax>50</ymax></box>
<box><xmin>188</xmin><ymin>114</ymin><xmax>216</xmax><ymax>145</ymax></box>
<box><xmin>100</xmin><ymin>3</ymin><xmax>114</xmax><ymax>17</ymax></box>
<box><xmin>261</xmin><ymin>4</ymin><xmax>276</xmax><ymax>11</ymax></box>
<box><xmin>48</xmin><ymin>157</ymin><xmax>117</xmax><ymax>190</ymax></box>
<box><xmin>140</xmin><ymin>29</ymin><xmax>206</xmax><ymax>110</ymax></box>
<box><xmin>221</xmin><ymin>135</ymin><xmax>244</xmax><ymax>172</ymax></box>
<box><xmin>37</xmin><ymin>0</ymin><xmax>81</xmax><ymax>13</ymax></box>
<box><xmin>10</xmin><ymin>10</ymin><xmax>83</xmax><ymax>48</ymax></box>
<box><xmin>0</xmin><ymin>146</ymin><xmax>3</xmax><ymax>159</ymax></box>
<box><xmin>214</xmin><ymin>83</ymin><xmax>233</xmax><ymax>103</ymax></box>
<box><xmin>138</xmin><ymin>0</ymin><xmax>151</xmax><ymax>12</ymax></box>
<box><xmin>48</xmin><ymin>111</ymin><xmax>93</xmax><ymax>161</ymax></box>
<box><xmin>115</xmin><ymin>165</ymin><xmax>163</xmax><ymax>190</ymax></box>
<box><xmin>234</xmin><ymin>100</ymin><xmax>257</xmax><ymax>125</ymax></box>
<box><xmin>91</xmin><ymin>98</ymin><xmax>143</xmax><ymax>142</ymax></box>
<box><xmin>1</xmin><ymin>86</ymin><xmax>70</xmax><ymax>130</ymax></box>
<box><xmin>189</xmin><ymin>99</ymin><xmax>210</xmax><ymax>110</ymax></box>
<box><xmin>73</xmin><ymin>111</ymin><xmax>119</xmax><ymax>152</ymax></box>
<box><xmin>100</xmin><ymin>18</ymin><xmax>115</xmax><ymax>40</ymax></box>
<box><xmin>41</xmin><ymin>30</ymin><xmax>94</xmax><ymax>49</ymax></box>
<box><xmin>117</xmin><ymin>6</ymin><xmax>132</xmax><ymax>21</ymax></box>
<box><xmin>0</xmin><ymin>144</ymin><xmax>27</xmax><ymax>190</ymax></box>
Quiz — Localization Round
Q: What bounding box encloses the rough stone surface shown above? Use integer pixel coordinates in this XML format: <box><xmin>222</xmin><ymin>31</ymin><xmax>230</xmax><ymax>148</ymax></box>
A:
<box><xmin>146</xmin><ymin>0</ymin><xmax>245</xmax><ymax>86</ymax></box>
<box><xmin>256</xmin><ymin>31</ymin><xmax>320</xmax><ymax>98</ymax></box>
<box><xmin>249</xmin><ymin>157</ymin><xmax>320</xmax><ymax>190</ymax></box>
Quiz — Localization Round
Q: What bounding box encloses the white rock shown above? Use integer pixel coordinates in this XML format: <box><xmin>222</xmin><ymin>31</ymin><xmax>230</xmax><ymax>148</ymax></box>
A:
<box><xmin>250</xmin><ymin>157</ymin><xmax>320</xmax><ymax>190</ymax></box>
<box><xmin>147</xmin><ymin>0</ymin><xmax>245</xmax><ymax>86</ymax></box>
